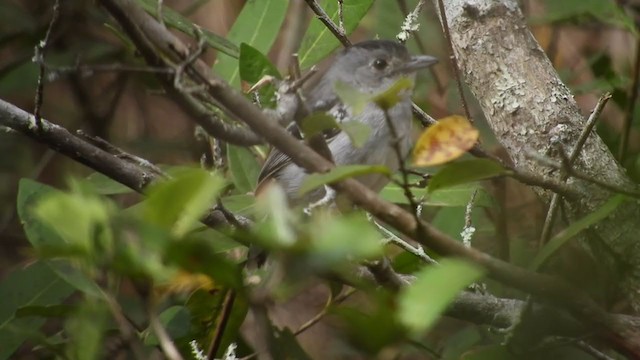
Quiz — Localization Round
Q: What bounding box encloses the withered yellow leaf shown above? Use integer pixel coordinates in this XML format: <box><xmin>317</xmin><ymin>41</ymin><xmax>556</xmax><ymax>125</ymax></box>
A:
<box><xmin>412</xmin><ymin>115</ymin><xmax>479</xmax><ymax>167</ymax></box>
<box><xmin>156</xmin><ymin>271</ymin><xmax>215</xmax><ymax>296</ymax></box>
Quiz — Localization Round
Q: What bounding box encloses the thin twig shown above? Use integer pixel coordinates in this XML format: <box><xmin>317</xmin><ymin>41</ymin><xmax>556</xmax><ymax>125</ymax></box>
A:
<box><xmin>538</xmin><ymin>93</ymin><xmax>612</xmax><ymax>246</ymax></box>
<box><xmin>44</xmin><ymin>62</ymin><xmax>173</xmax><ymax>78</ymax></box>
<box><xmin>149</xmin><ymin>310</ymin><xmax>184</xmax><ymax>360</ymax></box>
<box><xmin>619</xmin><ymin>37</ymin><xmax>640</xmax><ymax>162</ymax></box>
<box><xmin>33</xmin><ymin>0</ymin><xmax>61</xmax><ymax>130</ymax></box>
<box><xmin>527</xmin><ymin>151</ymin><xmax>640</xmax><ymax>198</ymax></box>
<box><xmin>381</xmin><ymin>108</ymin><xmax>425</xmax><ymax>239</ymax></box>
<box><xmin>303</xmin><ymin>0</ymin><xmax>351</xmax><ymax>46</ymax></box>
<box><xmin>436</xmin><ymin>0</ymin><xmax>472</xmax><ymax>122</ymax></box>
<box><xmin>156</xmin><ymin>0</ymin><xmax>165</xmax><ymax>27</ymax></box>
<box><xmin>337</xmin><ymin>0</ymin><xmax>345</xmax><ymax>35</ymax></box>
<box><xmin>395</xmin><ymin>0</ymin><xmax>446</xmax><ymax>95</ymax></box>
<box><xmin>207</xmin><ymin>289</ymin><xmax>237</xmax><ymax>360</ymax></box>
<box><xmin>396</xmin><ymin>0</ymin><xmax>427</xmax><ymax>43</ymax></box>
<box><xmin>294</xmin><ymin>288</ymin><xmax>355</xmax><ymax>335</ymax></box>
<box><xmin>370</xmin><ymin>215</ymin><xmax>437</xmax><ymax>264</ymax></box>
<box><xmin>461</xmin><ymin>189</ymin><xmax>478</xmax><ymax>248</ymax></box>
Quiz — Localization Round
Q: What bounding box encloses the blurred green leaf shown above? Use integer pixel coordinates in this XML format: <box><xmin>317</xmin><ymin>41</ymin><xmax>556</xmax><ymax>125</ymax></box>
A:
<box><xmin>17</xmin><ymin>179</ymin><xmax>103</xmax><ymax>296</ymax></box>
<box><xmin>373</xmin><ymin>77</ymin><xmax>413</xmax><ymax>110</ymax></box>
<box><xmin>300</xmin><ymin>112</ymin><xmax>339</xmax><ymax>138</ymax></box>
<box><xmin>143</xmin><ymin>168</ymin><xmax>225</xmax><ymax>237</ymax></box>
<box><xmin>17</xmin><ymin>179</ymin><xmax>66</xmax><ymax>250</ymax></box>
<box><xmin>34</xmin><ymin>187</ymin><xmax>114</xmax><ymax>257</ymax></box>
<box><xmin>300</xmin><ymin>165</ymin><xmax>391</xmax><ymax>195</ymax></box>
<box><xmin>227</xmin><ymin>144</ymin><xmax>260</xmax><ymax>194</ymax></box>
<box><xmin>137</xmin><ymin>0</ymin><xmax>239</xmax><ymax>57</ymax></box>
<box><xmin>64</xmin><ymin>300</ymin><xmax>108</xmax><ymax>360</ymax></box>
<box><xmin>220</xmin><ymin>194</ymin><xmax>255</xmax><ymax>215</ymax></box>
<box><xmin>333</xmin><ymin>295</ymin><xmax>403</xmax><ymax>354</ymax></box>
<box><xmin>381</xmin><ymin>183</ymin><xmax>491</xmax><ymax>207</ymax></box>
<box><xmin>299</xmin><ymin>0</ymin><xmax>375</xmax><ymax>68</ymax></box>
<box><xmin>309</xmin><ymin>213</ymin><xmax>383</xmax><ymax>266</ymax></box>
<box><xmin>397</xmin><ymin>259</ymin><xmax>485</xmax><ymax>334</ymax></box>
<box><xmin>340</xmin><ymin>120</ymin><xmax>372</xmax><ymax>148</ymax></box>
<box><xmin>334</xmin><ymin>80</ymin><xmax>371</xmax><ymax>114</ymax></box>
<box><xmin>213</xmin><ymin>0</ymin><xmax>288</xmax><ymax>86</ymax></box>
<box><xmin>427</xmin><ymin>159</ymin><xmax>507</xmax><ymax>193</ymax></box>
<box><xmin>537</xmin><ymin>0</ymin><xmax>637</xmax><ymax>35</ymax></box>
<box><xmin>255</xmin><ymin>184</ymin><xmax>297</xmax><ymax>247</ymax></box>
<box><xmin>0</xmin><ymin>261</ymin><xmax>75</xmax><ymax>360</ymax></box>
<box><xmin>166</xmin><ymin>236</ymin><xmax>242</xmax><ymax>288</ymax></box>
<box><xmin>529</xmin><ymin>195</ymin><xmax>625</xmax><ymax>271</ymax></box>
<box><xmin>300</xmin><ymin>112</ymin><xmax>372</xmax><ymax>148</ymax></box>
<box><xmin>83</xmin><ymin>172</ymin><xmax>133</xmax><ymax>195</ymax></box>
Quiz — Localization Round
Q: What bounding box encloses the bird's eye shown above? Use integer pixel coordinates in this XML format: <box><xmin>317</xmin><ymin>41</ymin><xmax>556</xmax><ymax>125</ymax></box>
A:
<box><xmin>372</xmin><ymin>58</ymin><xmax>388</xmax><ymax>70</ymax></box>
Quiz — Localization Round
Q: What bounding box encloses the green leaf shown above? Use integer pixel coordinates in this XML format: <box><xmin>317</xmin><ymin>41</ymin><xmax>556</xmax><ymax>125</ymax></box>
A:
<box><xmin>238</xmin><ymin>43</ymin><xmax>281</xmax><ymax>83</ymax></box>
<box><xmin>309</xmin><ymin>213</ymin><xmax>383</xmax><ymax>265</ymax></box>
<box><xmin>381</xmin><ymin>183</ymin><xmax>491</xmax><ymax>207</ymax></box>
<box><xmin>227</xmin><ymin>144</ymin><xmax>260</xmax><ymax>194</ymax></box>
<box><xmin>137</xmin><ymin>0</ymin><xmax>239</xmax><ymax>57</ymax></box>
<box><xmin>34</xmin><ymin>188</ymin><xmax>114</xmax><ymax>257</ymax></box>
<box><xmin>143</xmin><ymin>168</ymin><xmax>225</xmax><ymax>237</ymax></box>
<box><xmin>219</xmin><ymin>194</ymin><xmax>255</xmax><ymax>215</ymax></box>
<box><xmin>300</xmin><ymin>112</ymin><xmax>372</xmax><ymax>148</ymax></box>
<box><xmin>255</xmin><ymin>184</ymin><xmax>297</xmax><ymax>247</ymax></box>
<box><xmin>372</xmin><ymin>77</ymin><xmax>413</xmax><ymax>110</ymax></box>
<box><xmin>339</xmin><ymin>121</ymin><xmax>371</xmax><ymax>148</ymax></box>
<box><xmin>0</xmin><ymin>261</ymin><xmax>75</xmax><ymax>360</ymax></box>
<box><xmin>212</xmin><ymin>0</ymin><xmax>288</xmax><ymax>86</ymax></box>
<box><xmin>397</xmin><ymin>259</ymin><xmax>485</xmax><ymax>334</ymax></box>
<box><xmin>166</xmin><ymin>237</ymin><xmax>242</xmax><ymax>288</ymax></box>
<box><xmin>334</xmin><ymin>80</ymin><xmax>371</xmax><ymax>114</ymax></box>
<box><xmin>17</xmin><ymin>179</ymin><xmax>105</xmax><ymax>297</ymax></box>
<box><xmin>529</xmin><ymin>195</ymin><xmax>626</xmax><ymax>271</ymax></box>
<box><xmin>298</xmin><ymin>0</ymin><xmax>375</xmax><ymax>68</ymax></box>
<box><xmin>17</xmin><ymin>179</ymin><xmax>66</xmax><ymax>250</ymax></box>
<box><xmin>427</xmin><ymin>159</ymin><xmax>507</xmax><ymax>193</ymax></box>
<box><xmin>300</xmin><ymin>113</ymin><xmax>339</xmax><ymax>138</ymax></box>
<box><xmin>238</xmin><ymin>43</ymin><xmax>281</xmax><ymax>107</ymax></box>
<box><xmin>83</xmin><ymin>172</ymin><xmax>133</xmax><ymax>195</ymax></box>
<box><xmin>64</xmin><ymin>300</ymin><xmax>108</xmax><ymax>360</ymax></box>
<box><xmin>299</xmin><ymin>165</ymin><xmax>391</xmax><ymax>195</ymax></box>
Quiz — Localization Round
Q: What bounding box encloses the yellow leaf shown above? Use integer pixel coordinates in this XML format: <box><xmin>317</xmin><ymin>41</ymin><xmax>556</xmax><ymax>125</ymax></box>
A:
<box><xmin>156</xmin><ymin>271</ymin><xmax>215</xmax><ymax>296</ymax></box>
<box><xmin>412</xmin><ymin>115</ymin><xmax>479</xmax><ymax>167</ymax></box>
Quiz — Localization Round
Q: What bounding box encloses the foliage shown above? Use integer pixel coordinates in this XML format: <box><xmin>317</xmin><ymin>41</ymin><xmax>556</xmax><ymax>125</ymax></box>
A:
<box><xmin>2</xmin><ymin>0</ymin><xmax>640</xmax><ymax>359</ymax></box>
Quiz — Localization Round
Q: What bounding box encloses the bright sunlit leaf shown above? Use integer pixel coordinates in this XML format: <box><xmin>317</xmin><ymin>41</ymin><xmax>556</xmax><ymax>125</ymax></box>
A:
<box><xmin>413</xmin><ymin>115</ymin><xmax>479</xmax><ymax>167</ymax></box>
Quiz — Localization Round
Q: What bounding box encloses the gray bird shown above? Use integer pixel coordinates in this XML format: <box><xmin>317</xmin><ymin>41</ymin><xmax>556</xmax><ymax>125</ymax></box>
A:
<box><xmin>256</xmin><ymin>40</ymin><xmax>437</xmax><ymax>204</ymax></box>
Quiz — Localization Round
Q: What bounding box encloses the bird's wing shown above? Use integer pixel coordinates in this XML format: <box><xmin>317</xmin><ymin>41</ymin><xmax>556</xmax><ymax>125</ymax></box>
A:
<box><xmin>255</xmin><ymin>98</ymin><xmax>348</xmax><ymax>193</ymax></box>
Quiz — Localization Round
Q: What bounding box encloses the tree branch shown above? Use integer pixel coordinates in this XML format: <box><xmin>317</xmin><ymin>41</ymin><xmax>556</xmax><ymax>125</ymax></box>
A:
<box><xmin>93</xmin><ymin>0</ymin><xmax>640</xmax><ymax>355</ymax></box>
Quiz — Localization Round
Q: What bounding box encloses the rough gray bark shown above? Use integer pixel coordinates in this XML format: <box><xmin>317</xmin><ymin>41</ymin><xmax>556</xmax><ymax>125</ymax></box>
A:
<box><xmin>440</xmin><ymin>0</ymin><xmax>640</xmax><ymax>306</ymax></box>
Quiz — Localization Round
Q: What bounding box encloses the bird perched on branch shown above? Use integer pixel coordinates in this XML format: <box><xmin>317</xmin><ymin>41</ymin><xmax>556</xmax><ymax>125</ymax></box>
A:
<box><xmin>256</xmin><ymin>40</ymin><xmax>437</xmax><ymax>205</ymax></box>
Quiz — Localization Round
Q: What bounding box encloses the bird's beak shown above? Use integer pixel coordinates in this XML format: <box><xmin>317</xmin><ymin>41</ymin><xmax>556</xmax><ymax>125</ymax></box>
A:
<box><xmin>397</xmin><ymin>55</ymin><xmax>438</xmax><ymax>74</ymax></box>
